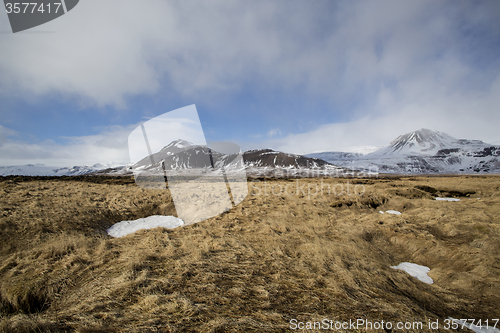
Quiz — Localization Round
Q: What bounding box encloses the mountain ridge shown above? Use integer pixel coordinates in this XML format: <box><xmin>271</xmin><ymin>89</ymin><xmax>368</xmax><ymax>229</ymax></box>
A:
<box><xmin>130</xmin><ymin>143</ymin><xmax>350</xmax><ymax>178</ymax></box>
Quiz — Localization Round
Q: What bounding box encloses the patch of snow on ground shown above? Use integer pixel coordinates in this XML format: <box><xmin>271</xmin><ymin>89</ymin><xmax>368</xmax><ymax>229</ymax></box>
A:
<box><xmin>385</xmin><ymin>210</ymin><xmax>402</xmax><ymax>215</ymax></box>
<box><xmin>391</xmin><ymin>262</ymin><xmax>433</xmax><ymax>284</ymax></box>
<box><xmin>107</xmin><ymin>215</ymin><xmax>184</xmax><ymax>238</ymax></box>
<box><xmin>448</xmin><ymin>318</ymin><xmax>500</xmax><ymax>333</ymax></box>
<box><xmin>436</xmin><ymin>197</ymin><xmax>461</xmax><ymax>202</ymax></box>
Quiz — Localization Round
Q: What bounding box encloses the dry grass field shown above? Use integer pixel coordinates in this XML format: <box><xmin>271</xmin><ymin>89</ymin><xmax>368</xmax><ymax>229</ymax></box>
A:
<box><xmin>0</xmin><ymin>175</ymin><xmax>499</xmax><ymax>332</ymax></box>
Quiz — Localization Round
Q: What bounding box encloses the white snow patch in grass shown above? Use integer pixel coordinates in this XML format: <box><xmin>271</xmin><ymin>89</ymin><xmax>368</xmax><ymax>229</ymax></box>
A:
<box><xmin>385</xmin><ymin>210</ymin><xmax>401</xmax><ymax>215</ymax></box>
<box><xmin>379</xmin><ymin>211</ymin><xmax>384</xmax><ymax>214</ymax></box>
<box><xmin>435</xmin><ymin>197</ymin><xmax>461</xmax><ymax>202</ymax></box>
<box><xmin>448</xmin><ymin>318</ymin><xmax>500</xmax><ymax>333</ymax></box>
<box><xmin>107</xmin><ymin>215</ymin><xmax>184</xmax><ymax>238</ymax></box>
<box><xmin>391</xmin><ymin>262</ymin><xmax>433</xmax><ymax>284</ymax></box>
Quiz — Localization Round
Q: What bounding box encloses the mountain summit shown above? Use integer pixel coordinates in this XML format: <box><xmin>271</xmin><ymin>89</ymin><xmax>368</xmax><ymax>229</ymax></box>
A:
<box><xmin>162</xmin><ymin>139</ymin><xmax>194</xmax><ymax>150</ymax></box>
<box><xmin>384</xmin><ymin>129</ymin><xmax>455</xmax><ymax>155</ymax></box>
<box><xmin>373</xmin><ymin>129</ymin><xmax>487</xmax><ymax>157</ymax></box>
<box><xmin>158</xmin><ymin>139</ymin><xmax>196</xmax><ymax>156</ymax></box>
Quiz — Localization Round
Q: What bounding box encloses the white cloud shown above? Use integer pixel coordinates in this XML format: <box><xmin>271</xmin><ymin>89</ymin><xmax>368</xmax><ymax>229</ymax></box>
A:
<box><xmin>0</xmin><ymin>0</ymin><xmax>499</xmax><ymax>159</ymax></box>
<box><xmin>0</xmin><ymin>125</ymin><xmax>17</xmax><ymax>147</ymax></box>
<box><xmin>0</xmin><ymin>106</ymin><xmax>216</xmax><ymax>167</ymax></box>
<box><xmin>0</xmin><ymin>124</ymin><xmax>133</xmax><ymax>166</ymax></box>
<box><xmin>256</xmin><ymin>70</ymin><xmax>500</xmax><ymax>154</ymax></box>
<box><xmin>2</xmin><ymin>0</ymin><xmax>493</xmax><ymax>108</ymax></box>
<box><xmin>1</xmin><ymin>0</ymin><xmax>311</xmax><ymax>106</ymax></box>
<box><xmin>267</xmin><ymin>128</ymin><xmax>281</xmax><ymax>138</ymax></box>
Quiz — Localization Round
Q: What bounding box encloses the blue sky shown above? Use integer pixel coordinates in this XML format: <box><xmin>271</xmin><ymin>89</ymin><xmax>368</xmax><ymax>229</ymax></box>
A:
<box><xmin>1</xmin><ymin>0</ymin><xmax>500</xmax><ymax>166</ymax></box>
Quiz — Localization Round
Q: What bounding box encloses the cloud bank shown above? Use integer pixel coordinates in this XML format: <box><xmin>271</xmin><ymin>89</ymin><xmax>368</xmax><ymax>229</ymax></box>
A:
<box><xmin>0</xmin><ymin>124</ymin><xmax>131</xmax><ymax>166</ymax></box>
<box><xmin>0</xmin><ymin>0</ymin><xmax>499</xmax><ymax>164</ymax></box>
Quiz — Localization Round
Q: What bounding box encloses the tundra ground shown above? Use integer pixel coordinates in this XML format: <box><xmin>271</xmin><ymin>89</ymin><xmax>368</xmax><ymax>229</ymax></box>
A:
<box><xmin>0</xmin><ymin>175</ymin><xmax>499</xmax><ymax>332</ymax></box>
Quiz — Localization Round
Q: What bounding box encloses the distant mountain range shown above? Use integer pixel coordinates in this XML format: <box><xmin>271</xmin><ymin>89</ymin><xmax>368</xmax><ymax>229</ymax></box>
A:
<box><xmin>307</xmin><ymin>128</ymin><xmax>500</xmax><ymax>174</ymax></box>
<box><xmin>0</xmin><ymin>163</ymin><xmax>128</xmax><ymax>177</ymax></box>
<box><xmin>2</xmin><ymin>129</ymin><xmax>499</xmax><ymax>177</ymax></box>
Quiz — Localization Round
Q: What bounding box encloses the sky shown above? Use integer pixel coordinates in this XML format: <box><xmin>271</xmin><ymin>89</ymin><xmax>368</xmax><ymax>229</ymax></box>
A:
<box><xmin>0</xmin><ymin>0</ymin><xmax>499</xmax><ymax>166</ymax></box>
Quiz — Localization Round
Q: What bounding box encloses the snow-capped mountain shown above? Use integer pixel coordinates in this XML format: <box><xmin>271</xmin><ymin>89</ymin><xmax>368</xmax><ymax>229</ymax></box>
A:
<box><xmin>0</xmin><ymin>163</ymin><xmax>128</xmax><ymax>177</ymax></box>
<box><xmin>129</xmin><ymin>140</ymin><xmax>349</xmax><ymax>178</ymax></box>
<box><xmin>311</xmin><ymin>129</ymin><xmax>500</xmax><ymax>174</ymax></box>
<box><xmin>243</xmin><ymin>149</ymin><xmax>332</xmax><ymax>168</ymax></box>
<box><xmin>133</xmin><ymin>139</ymin><xmax>241</xmax><ymax>171</ymax></box>
<box><xmin>243</xmin><ymin>149</ymin><xmax>349</xmax><ymax>177</ymax></box>
<box><xmin>373</xmin><ymin>128</ymin><xmax>486</xmax><ymax>156</ymax></box>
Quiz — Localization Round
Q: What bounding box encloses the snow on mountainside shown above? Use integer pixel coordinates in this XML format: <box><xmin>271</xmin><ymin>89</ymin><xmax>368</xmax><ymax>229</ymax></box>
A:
<box><xmin>133</xmin><ymin>140</ymin><xmax>240</xmax><ymax>172</ymax></box>
<box><xmin>130</xmin><ymin>141</ymin><xmax>350</xmax><ymax>178</ymax></box>
<box><xmin>243</xmin><ymin>149</ymin><xmax>350</xmax><ymax>177</ymax></box>
<box><xmin>372</xmin><ymin>128</ymin><xmax>486</xmax><ymax>157</ymax></box>
<box><xmin>347</xmin><ymin>146</ymin><xmax>381</xmax><ymax>155</ymax></box>
<box><xmin>243</xmin><ymin>149</ymin><xmax>331</xmax><ymax>168</ymax></box>
<box><xmin>306</xmin><ymin>151</ymin><xmax>365</xmax><ymax>162</ymax></box>
<box><xmin>307</xmin><ymin>146</ymin><xmax>380</xmax><ymax>161</ymax></box>
<box><xmin>0</xmin><ymin>163</ymin><xmax>128</xmax><ymax>177</ymax></box>
<box><xmin>158</xmin><ymin>139</ymin><xmax>195</xmax><ymax>155</ymax></box>
<box><xmin>311</xmin><ymin>129</ymin><xmax>500</xmax><ymax>174</ymax></box>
